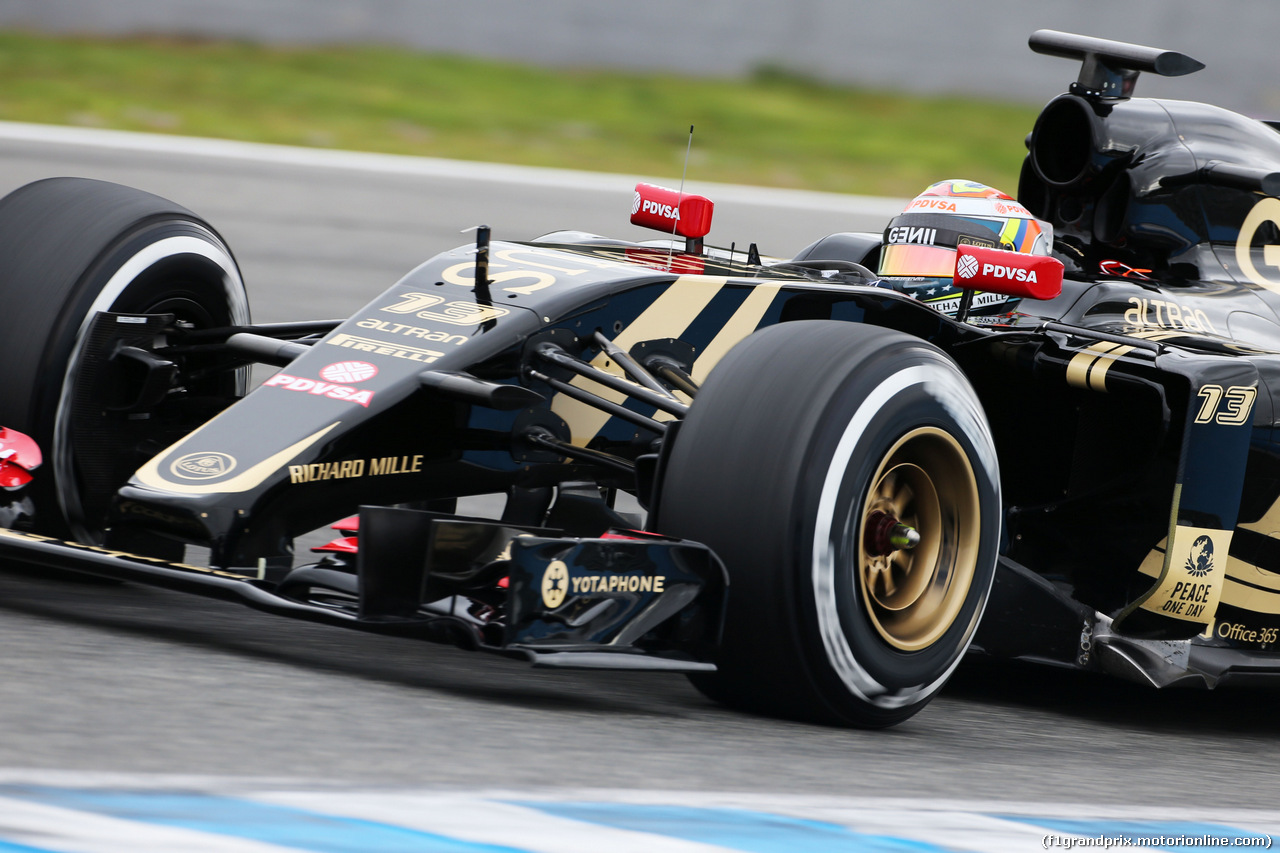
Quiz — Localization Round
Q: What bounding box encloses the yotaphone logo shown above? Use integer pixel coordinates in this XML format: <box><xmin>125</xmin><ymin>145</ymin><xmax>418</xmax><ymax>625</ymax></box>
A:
<box><xmin>541</xmin><ymin>560</ymin><xmax>569</xmax><ymax>609</ymax></box>
<box><xmin>570</xmin><ymin>573</ymin><xmax>666</xmax><ymax>594</ymax></box>
<box><xmin>956</xmin><ymin>255</ymin><xmax>980</xmax><ymax>279</ymax></box>
<box><xmin>170</xmin><ymin>451</ymin><xmax>236</xmax><ymax>480</ymax></box>
<box><xmin>319</xmin><ymin>361</ymin><xmax>378</xmax><ymax>384</ymax></box>
<box><xmin>639</xmin><ymin>198</ymin><xmax>681</xmax><ymax>221</ymax></box>
<box><xmin>1185</xmin><ymin>535</ymin><xmax>1215</xmax><ymax>578</ymax></box>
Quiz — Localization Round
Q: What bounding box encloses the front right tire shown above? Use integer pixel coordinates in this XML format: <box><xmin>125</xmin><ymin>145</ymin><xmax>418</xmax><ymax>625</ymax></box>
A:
<box><xmin>0</xmin><ymin>177</ymin><xmax>250</xmax><ymax>541</ymax></box>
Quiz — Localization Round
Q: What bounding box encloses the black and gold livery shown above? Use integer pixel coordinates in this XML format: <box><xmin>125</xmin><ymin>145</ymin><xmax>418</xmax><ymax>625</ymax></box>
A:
<box><xmin>3</xmin><ymin>30</ymin><xmax>1280</xmax><ymax>727</ymax></box>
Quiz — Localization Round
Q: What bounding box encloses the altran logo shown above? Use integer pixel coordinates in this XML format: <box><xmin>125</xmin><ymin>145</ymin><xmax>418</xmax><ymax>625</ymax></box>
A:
<box><xmin>171</xmin><ymin>451</ymin><xmax>236</xmax><ymax>480</ymax></box>
<box><xmin>631</xmin><ymin>191</ymin><xmax>642</xmax><ymax>216</ymax></box>
<box><xmin>956</xmin><ymin>255</ymin><xmax>980</xmax><ymax>279</ymax></box>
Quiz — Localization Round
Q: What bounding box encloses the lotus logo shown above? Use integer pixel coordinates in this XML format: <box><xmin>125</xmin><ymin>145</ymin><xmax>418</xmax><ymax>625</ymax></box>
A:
<box><xmin>956</xmin><ymin>255</ymin><xmax>980</xmax><ymax>279</ymax></box>
<box><xmin>171</xmin><ymin>451</ymin><xmax>236</xmax><ymax>480</ymax></box>
<box><xmin>1185</xmin><ymin>534</ymin><xmax>1214</xmax><ymax>578</ymax></box>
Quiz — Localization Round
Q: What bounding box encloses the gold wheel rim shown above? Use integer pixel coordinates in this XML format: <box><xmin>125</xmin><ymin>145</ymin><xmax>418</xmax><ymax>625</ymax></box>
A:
<box><xmin>857</xmin><ymin>427</ymin><xmax>981</xmax><ymax>651</ymax></box>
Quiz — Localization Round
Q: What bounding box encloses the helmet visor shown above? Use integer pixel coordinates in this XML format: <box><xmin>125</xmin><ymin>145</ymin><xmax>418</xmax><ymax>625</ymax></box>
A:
<box><xmin>878</xmin><ymin>243</ymin><xmax>957</xmax><ymax>278</ymax></box>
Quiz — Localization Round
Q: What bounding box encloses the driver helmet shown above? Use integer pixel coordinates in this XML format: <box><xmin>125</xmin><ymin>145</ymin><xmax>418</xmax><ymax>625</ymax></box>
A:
<box><xmin>877</xmin><ymin>179</ymin><xmax>1053</xmax><ymax>318</ymax></box>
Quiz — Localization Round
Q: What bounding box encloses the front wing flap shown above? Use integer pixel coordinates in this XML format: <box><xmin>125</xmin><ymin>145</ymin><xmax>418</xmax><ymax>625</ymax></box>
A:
<box><xmin>0</xmin><ymin>512</ymin><xmax>728</xmax><ymax>673</ymax></box>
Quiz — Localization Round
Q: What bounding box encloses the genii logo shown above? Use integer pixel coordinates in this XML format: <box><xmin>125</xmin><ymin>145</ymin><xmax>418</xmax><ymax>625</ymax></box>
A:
<box><xmin>886</xmin><ymin>226</ymin><xmax>937</xmax><ymax>246</ymax></box>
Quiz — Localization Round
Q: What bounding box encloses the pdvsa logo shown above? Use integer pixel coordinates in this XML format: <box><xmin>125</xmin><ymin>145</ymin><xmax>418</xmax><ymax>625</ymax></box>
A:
<box><xmin>993</xmin><ymin>201</ymin><xmax>1029</xmax><ymax>216</ymax></box>
<box><xmin>639</xmin><ymin>199</ymin><xmax>681</xmax><ymax>221</ymax></box>
<box><xmin>977</xmin><ymin>261</ymin><xmax>1038</xmax><ymax>283</ymax></box>
<box><xmin>171</xmin><ymin>451</ymin><xmax>236</xmax><ymax>480</ymax></box>
<box><xmin>909</xmin><ymin>199</ymin><xmax>957</xmax><ymax>212</ymax></box>
<box><xmin>320</xmin><ymin>361</ymin><xmax>378</xmax><ymax>384</ymax></box>
<box><xmin>956</xmin><ymin>255</ymin><xmax>980</xmax><ymax>279</ymax></box>
<box><xmin>262</xmin><ymin>361</ymin><xmax>378</xmax><ymax>407</ymax></box>
<box><xmin>262</xmin><ymin>374</ymin><xmax>376</xmax><ymax>407</ymax></box>
<box><xmin>631</xmin><ymin>191</ymin><xmax>643</xmax><ymax>215</ymax></box>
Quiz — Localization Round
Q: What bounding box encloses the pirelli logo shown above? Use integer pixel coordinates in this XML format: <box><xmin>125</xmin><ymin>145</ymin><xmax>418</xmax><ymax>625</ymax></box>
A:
<box><xmin>325</xmin><ymin>333</ymin><xmax>444</xmax><ymax>364</ymax></box>
<box><xmin>1065</xmin><ymin>341</ymin><xmax>1136</xmax><ymax>392</ymax></box>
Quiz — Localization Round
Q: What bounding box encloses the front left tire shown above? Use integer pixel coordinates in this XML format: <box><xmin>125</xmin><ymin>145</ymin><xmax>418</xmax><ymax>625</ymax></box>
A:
<box><xmin>656</xmin><ymin>321</ymin><xmax>1000</xmax><ymax>727</ymax></box>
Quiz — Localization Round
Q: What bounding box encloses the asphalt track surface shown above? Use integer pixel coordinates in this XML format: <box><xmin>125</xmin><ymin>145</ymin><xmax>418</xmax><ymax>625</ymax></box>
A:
<box><xmin>0</xmin><ymin>125</ymin><xmax>1278</xmax><ymax>823</ymax></box>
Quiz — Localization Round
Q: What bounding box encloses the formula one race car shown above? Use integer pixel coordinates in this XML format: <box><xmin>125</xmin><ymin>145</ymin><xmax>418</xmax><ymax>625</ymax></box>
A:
<box><xmin>2</xmin><ymin>30</ymin><xmax>1279</xmax><ymax>728</ymax></box>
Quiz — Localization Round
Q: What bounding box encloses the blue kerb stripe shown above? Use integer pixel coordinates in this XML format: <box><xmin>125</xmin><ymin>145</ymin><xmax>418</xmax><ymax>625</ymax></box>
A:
<box><xmin>0</xmin><ymin>787</ymin><xmax>529</xmax><ymax>853</ymax></box>
<box><xmin>999</xmin><ymin>816</ymin><xmax>1271</xmax><ymax>852</ymax></box>
<box><xmin>511</xmin><ymin>801</ymin><xmax>951</xmax><ymax>853</ymax></box>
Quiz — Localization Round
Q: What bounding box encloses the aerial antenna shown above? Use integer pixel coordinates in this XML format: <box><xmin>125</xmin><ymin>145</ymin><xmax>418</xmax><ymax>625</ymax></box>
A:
<box><xmin>461</xmin><ymin>224</ymin><xmax>493</xmax><ymax>307</ymax></box>
<box><xmin>666</xmin><ymin>125</ymin><xmax>695</xmax><ymax>271</ymax></box>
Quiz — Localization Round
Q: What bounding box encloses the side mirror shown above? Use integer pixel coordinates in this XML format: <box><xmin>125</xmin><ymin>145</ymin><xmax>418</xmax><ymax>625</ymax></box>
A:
<box><xmin>953</xmin><ymin>243</ymin><xmax>1064</xmax><ymax>301</ymax></box>
<box><xmin>630</xmin><ymin>183</ymin><xmax>714</xmax><ymax>240</ymax></box>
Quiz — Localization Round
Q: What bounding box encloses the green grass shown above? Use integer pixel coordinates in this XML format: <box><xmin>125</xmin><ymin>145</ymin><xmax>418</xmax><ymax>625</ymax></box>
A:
<box><xmin>0</xmin><ymin>31</ymin><xmax>1040</xmax><ymax>197</ymax></box>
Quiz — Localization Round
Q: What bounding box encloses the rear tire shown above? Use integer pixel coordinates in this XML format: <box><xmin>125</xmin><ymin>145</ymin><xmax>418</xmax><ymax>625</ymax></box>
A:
<box><xmin>0</xmin><ymin>178</ymin><xmax>249</xmax><ymax>541</ymax></box>
<box><xmin>656</xmin><ymin>321</ymin><xmax>1000</xmax><ymax>727</ymax></box>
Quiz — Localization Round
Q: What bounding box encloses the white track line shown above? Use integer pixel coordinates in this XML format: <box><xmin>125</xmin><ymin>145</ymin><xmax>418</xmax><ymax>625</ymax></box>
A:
<box><xmin>0</xmin><ymin>120</ymin><xmax>905</xmax><ymax>215</ymax></box>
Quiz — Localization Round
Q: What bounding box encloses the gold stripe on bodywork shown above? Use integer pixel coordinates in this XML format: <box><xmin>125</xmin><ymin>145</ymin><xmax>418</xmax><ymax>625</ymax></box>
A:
<box><xmin>134</xmin><ymin>422</ymin><xmax>340</xmax><ymax>495</ymax></box>
<box><xmin>1221</xmin><ymin>566</ymin><xmax>1280</xmax><ymax>614</ymax></box>
<box><xmin>1065</xmin><ymin>352</ymin><xmax>1096</xmax><ymax>389</ymax></box>
<box><xmin>650</xmin><ymin>282</ymin><xmax>784</xmax><ymax>423</ymax></box>
<box><xmin>551</xmin><ymin>275</ymin><xmax>726</xmax><ymax>445</ymax></box>
<box><xmin>1066</xmin><ymin>340</ymin><xmax>1143</xmax><ymax>392</ymax></box>
<box><xmin>689</xmin><ymin>282</ymin><xmax>783</xmax><ymax>384</ymax></box>
<box><xmin>1226</xmin><ymin>558</ymin><xmax>1280</xmax><ymax>593</ymax></box>
<box><xmin>1086</xmin><ymin>345</ymin><xmax>1135</xmax><ymax>392</ymax></box>
<box><xmin>1065</xmin><ymin>341</ymin><xmax>1119</xmax><ymax>389</ymax></box>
